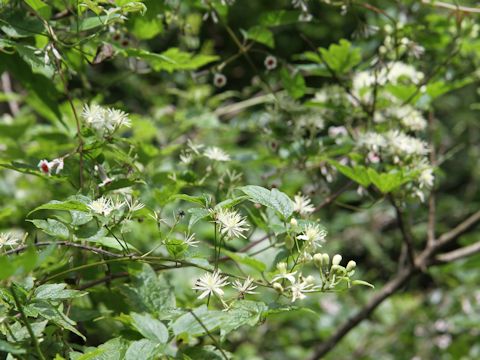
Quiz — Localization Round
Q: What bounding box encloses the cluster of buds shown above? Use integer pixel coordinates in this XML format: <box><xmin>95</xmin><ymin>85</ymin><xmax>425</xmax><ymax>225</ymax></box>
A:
<box><xmin>313</xmin><ymin>253</ymin><xmax>356</xmax><ymax>289</ymax></box>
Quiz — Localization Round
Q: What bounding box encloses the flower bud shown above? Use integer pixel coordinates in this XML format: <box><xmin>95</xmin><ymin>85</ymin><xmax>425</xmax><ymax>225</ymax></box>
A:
<box><xmin>322</xmin><ymin>253</ymin><xmax>330</xmax><ymax>267</ymax></box>
<box><xmin>276</xmin><ymin>262</ymin><xmax>287</xmax><ymax>273</ymax></box>
<box><xmin>305</xmin><ymin>275</ymin><xmax>315</xmax><ymax>285</ymax></box>
<box><xmin>331</xmin><ymin>265</ymin><xmax>345</xmax><ymax>275</ymax></box>
<box><xmin>346</xmin><ymin>260</ymin><xmax>356</xmax><ymax>272</ymax></box>
<box><xmin>313</xmin><ymin>253</ymin><xmax>323</xmax><ymax>268</ymax></box>
<box><xmin>290</xmin><ymin>218</ymin><xmax>298</xmax><ymax>226</ymax></box>
<box><xmin>272</xmin><ymin>282</ymin><xmax>284</xmax><ymax>293</ymax></box>
<box><xmin>285</xmin><ymin>236</ymin><xmax>295</xmax><ymax>250</ymax></box>
<box><xmin>332</xmin><ymin>254</ymin><xmax>342</xmax><ymax>266</ymax></box>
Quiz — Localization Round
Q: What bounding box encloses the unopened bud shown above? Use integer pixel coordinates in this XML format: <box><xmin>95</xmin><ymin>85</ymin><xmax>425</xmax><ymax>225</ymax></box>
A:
<box><xmin>272</xmin><ymin>282</ymin><xmax>284</xmax><ymax>293</ymax></box>
<box><xmin>346</xmin><ymin>260</ymin><xmax>356</xmax><ymax>272</ymax></box>
<box><xmin>322</xmin><ymin>253</ymin><xmax>330</xmax><ymax>267</ymax></box>
<box><xmin>305</xmin><ymin>275</ymin><xmax>315</xmax><ymax>285</ymax></box>
<box><xmin>332</xmin><ymin>254</ymin><xmax>342</xmax><ymax>266</ymax></box>
<box><xmin>276</xmin><ymin>262</ymin><xmax>287</xmax><ymax>273</ymax></box>
<box><xmin>313</xmin><ymin>253</ymin><xmax>323</xmax><ymax>268</ymax></box>
<box><xmin>285</xmin><ymin>236</ymin><xmax>295</xmax><ymax>250</ymax></box>
<box><xmin>290</xmin><ymin>218</ymin><xmax>298</xmax><ymax>226</ymax></box>
<box><xmin>331</xmin><ymin>265</ymin><xmax>345</xmax><ymax>275</ymax></box>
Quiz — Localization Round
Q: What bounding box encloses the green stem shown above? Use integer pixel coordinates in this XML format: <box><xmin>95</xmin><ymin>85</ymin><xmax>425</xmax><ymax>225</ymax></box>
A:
<box><xmin>10</xmin><ymin>286</ymin><xmax>46</xmax><ymax>360</ymax></box>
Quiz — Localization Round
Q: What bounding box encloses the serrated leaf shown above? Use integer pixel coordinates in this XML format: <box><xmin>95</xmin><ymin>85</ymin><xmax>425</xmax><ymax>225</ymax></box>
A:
<box><xmin>239</xmin><ymin>185</ymin><xmax>294</xmax><ymax>219</ymax></box>
<box><xmin>131</xmin><ymin>313</ymin><xmax>169</xmax><ymax>344</ymax></box>
<box><xmin>281</xmin><ymin>68</ymin><xmax>306</xmax><ymax>99</ymax></box>
<box><xmin>242</xmin><ymin>26</ymin><xmax>274</xmax><ymax>48</ymax></box>
<box><xmin>30</xmin><ymin>219</ymin><xmax>69</xmax><ymax>239</ymax></box>
<box><xmin>33</xmin><ymin>283</ymin><xmax>86</xmax><ymax>300</ymax></box>
<box><xmin>318</xmin><ymin>39</ymin><xmax>361</xmax><ymax>74</ymax></box>
<box><xmin>328</xmin><ymin>160</ymin><xmax>371</xmax><ymax>187</ymax></box>
<box><xmin>125</xmin><ymin>339</ymin><xmax>159</xmax><ymax>360</ymax></box>
<box><xmin>171</xmin><ymin>306</ymin><xmax>226</xmax><ymax>337</ymax></box>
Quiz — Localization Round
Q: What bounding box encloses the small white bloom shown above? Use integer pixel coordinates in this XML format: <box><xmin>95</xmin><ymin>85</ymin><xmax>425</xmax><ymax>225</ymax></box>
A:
<box><xmin>385</xmin><ymin>130</ymin><xmax>429</xmax><ymax>157</ymax></box>
<box><xmin>328</xmin><ymin>126</ymin><xmax>348</xmax><ymax>138</ymax></box>
<box><xmin>125</xmin><ymin>198</ymin><xmax>145</xmax><ymax>212</ymax></box>
<box><xmin>293</xmin><ymin>193</ymin><xmax>315</xmax><ymax>216</ymax></box>
<box><xmin>289</xmin><ymin>275</ymin><xmax>315</xmax><ymax>302</ymax></box>
<box><xmin>272</xmin><ymin>262</ymin><xmax>297</xmax><ymax>284</ymax></box>
<box><xmin>82</xmin><ymin>104</ymin><xmax>131</xmax><ymax>135</ymax></box>
<box><xmin>419</xmin><ymin>167</ymin><xmax>434</xmax><ymax>188</ymax></box>
<box><xmin>38</xmin><ymin>158</ymin><xmax>64</xmax><ymax>175</ymax></box>
<box><xmin>358</xmin><ymin>132</ymin><xmax>386</xmax><ymax>152</ymax></box>
<box><xmin>0</xmin><ymin>232</ymin><xmax>21</xmax><ymax>248</ymax></box>
<box><xmin>264</xmin><ymin>55</ymin><xmax>277</xmax><ymax>70</ymax></box>
<box><xmin>297</xmin><ymin>223</ymin><xmax>327</xmax><ymax>249</ymax></box>
<box><xmin>179</xmin><ymin>151</ymin><xmax>193</xmax><ymax>164</ymax></box>
<box><xmin>204</xmin><ymin>146</ymin><xmax>231</xmax><ymax>162</ymax></box>
<box><xmin>215</xmin><ymin>208</ymin><xmax>249</xmax><ymax>239</ymax></box>
<box><xmin>184</xmin><ymin>233</ymin><xmax>199</xmax><ymax>247</ymax></box>
<box><xmin>192</xmin><ymin>270</ymin><xmax>229</xmax><ymax>299</ymax></box>
<box><xmin>232</xmin><ymin>276</ymin><xmax>258</xmax><ymax>295</ymax></box>
<box><xmin>88</xmin><ymin>197</ymin><xmax>115</xmax><ymax>216</ymax></box>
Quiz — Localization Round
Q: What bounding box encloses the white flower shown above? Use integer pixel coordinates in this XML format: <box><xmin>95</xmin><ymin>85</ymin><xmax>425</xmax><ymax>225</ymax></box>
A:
<box><xmin>82</xmin><ymin>104</ymin><xmax>131</xmax><ymax>135</ymax></box>
<box><xmin>385</xmin><ymin>130</ymin><xmax>429</xmax><ymax>157</ymax></box>
<box><xmin>0</xmin><ymin>232</ymin><xmax>21</xmax><ymax>248</ymax></box>
<box><xmin>232</xmin><ymin>276</ymin><xmax>258</xmax><ymax>295</ymax></box>
<box><xmin>328</xmin><ymin>126</ymin><xmax>348</xmax><ymax>138</ymax></box>
<box><xmin>289</xmin><ymin>276</ymin><xmax>315</xmax><ymax>302</ymax></box>
<box><xmin>272</xmin><ymin>262</ymin><xmax>297</xmax><ymax>284</ymax></box>
<box><xmin>264</xmin><ymin>55</ymin><xmax>277</xmax><ymax>70</ymax></box>
<box><xmin>204</xmin><ymin>147</ymin><xmax>231</xmax><ymax>162</ymax></box>
<box><xmin>187</xmin><ymin>139</ymin><xmax>204</xmax><ymax>155</ymax></box>
<box><xmin>88</xmin><ymin>197</ymin><xmax>115</xmax><ymax>216</ymax></box>
<box><xmin>192</xmin><ymin>271</ymin><xmax>229</xmax><ymax>299</ymax></box>
<box><xmin>297</xmin><ymin>223</ymin><xmax>327</xmax><ymax>249</ymax></box>
<box><xmin>184</xmin><ymin>233</ymin><xmax>199</xmax><ymax>247</ymax></box>
<box><xmin>388</xmin><ymin>106</ymin><xmax>427</xmax><ymax>131</ymax></box>
<box><xmin>179</xmin><ymin>151</ymin><xmax>193</xmax><ymax>164</ymax></box>
<box><xmin>213</xmin><ymin>73</ymin><xmax>227</xmax><ymax>88</ymax></box>
<box><xmin>386</xmin><ymin>62</ymin><xmax>424</xmax><ymax>84</ymax></box>
<box><xmin>419</xmin><ymin>167</ymin><xmax>434</xmax><ymax>188</ymax></box>
<box><xmin>215</xmin><ymin>208</ymin><xmax>249</xmax><ymax>239</ymax></box>
<box><xmin>125</xmin><ymin>198</ymin><xmax>145</xmax><ymax>213</ymax></box>
<box><xmin>358</xmin><ymin>132</ymin><xmax>386</xmax><ymax>152</ymax></box>
<box><xmin>38</xmin><ymin>158</ymin><xmax>64</xmax><ymax>175</ymax></box>
<box><xmin>293</xmin><ymin>194</ymin><xmax>315</xmax><ymax>215</ymax></box>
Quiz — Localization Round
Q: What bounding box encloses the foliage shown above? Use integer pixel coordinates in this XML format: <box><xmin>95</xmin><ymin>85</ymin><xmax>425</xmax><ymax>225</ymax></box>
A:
<box><xmin>1</xmin><ymin>0</ymin><xmax>480</xmax><ymax>359</ymax></box>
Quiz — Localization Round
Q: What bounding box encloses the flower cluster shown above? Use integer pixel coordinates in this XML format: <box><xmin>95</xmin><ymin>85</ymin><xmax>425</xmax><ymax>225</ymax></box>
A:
<box><xmin>81</xmin><ymin>104</ymin><xmax>131</xmax><ymax>135</ymax></box>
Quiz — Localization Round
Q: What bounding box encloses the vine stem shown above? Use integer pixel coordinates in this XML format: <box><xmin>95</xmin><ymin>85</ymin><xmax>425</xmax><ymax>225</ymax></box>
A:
<box><xmin>10</xmin><ymin>286</ymin><xmax>47</xmax><ymax>360</ymax></box>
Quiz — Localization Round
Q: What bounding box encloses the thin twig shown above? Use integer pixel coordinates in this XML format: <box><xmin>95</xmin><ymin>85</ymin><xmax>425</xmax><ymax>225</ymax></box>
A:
<box><xmin>188</xmin><ymin>309</ymin><xmax>229</xmax><ymax>360</ymax></box>
<box><xmin>4</xmin><ymin>241</ymin><xmax>127</xmax><ymax>258</ymax></box>
<box><xmin>390</xmin><ymin>198</ymin><xmax>415</xmax><ymax>266</ymax></box>
<box><xmin>314</xmin><ymin>181</ymin><xmax>353</xmax><ymax>211</ymax></box>
<box><xmin>421</xmin><ymin>0</ymin><xmax>480</xmax><ymax>14</ymax></box>
<box><xmin>436</xmin><ymin>241</ymin><xmax>480</xmax><ymax>263</ymax></box>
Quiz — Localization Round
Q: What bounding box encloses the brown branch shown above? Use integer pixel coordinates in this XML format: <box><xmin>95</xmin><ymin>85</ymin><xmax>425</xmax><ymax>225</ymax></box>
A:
<box><xmin>1</xmin><ymin>72</ymin><xmax>20</xmax><ymax>115</ymax></box>
<box><xmin>314</xmin><ymin>181</ymin><xmax>353</xmax><ymax>211</ymax></box>
<box><xmin>4</xmin><ymin>241</ymin><xmax>127</xmax><ymax>258</ymax></box>
<box><xmin>309</xmin><ymin>209</ymin><xmax>480</xmax><ymax>359</ymax></box>
<box><xmin>421</xmin><ymin>0</ymin><xmax>480</xmax><ymax>14</ymax></box>
<box><xmin>436</xmin><ymin>241</ymin><xmax>480</xmax><ymax>263</ymax></box>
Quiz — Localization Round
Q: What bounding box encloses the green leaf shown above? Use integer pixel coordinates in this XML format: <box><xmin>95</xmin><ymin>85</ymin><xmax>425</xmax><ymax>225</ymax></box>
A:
<box><xmin>76</xmin><ymin>338</ymin><xmax>129</xmax><ymax>360</ymax></box>
<box><xmin>120</xmin><ymin>264</ymin><xmax>175</xmax><ymax>313</ymax></box>
<box><xmin>366</xmin><ymin>168</ymin><xmax>411</xmax><ymax>194</ymax></box>
<box><xmin>328</xmin><ymin>160</ymin><xmax>371</xmax><ymax>187</ymax></box>
<box><xmin>125</xmin><ymin>339</ymin><xmax>159</xmax><ymax>360</ymax></box>
<box><xmin>352</xmin><ymin>280</ymin><xmax>375</xmax><ymax>288</ymax></box>
<box><xmin>122</xmin><ymin>48</ymin><xmax>218</xmax><ymax>73</ymax></box>
<box><xmin>171</xmin><ymin>306</ymin><xmax>225</xmax><ymax>337</ymax></box>
<box><xmin>131</xmin><ymin>313</ymin><xmax>169</xmax><ymax>344</ymax></box>
<box><xmin>33</xmin><ymin>284</ymin><xmax>86</xmax><ymax>300</ymax></box>
<box><xmin>318</xmin><ymin>39</ymin><xmax>361</xmax><ymax>74</ymax></box>
<box><xmin>29</xmin><ymin>301</ymin><xmax>85</xmax><ymax>340</ymax></box>
<box><xmin>29</xmin><ymin>200</ymin><xmax>90</xmax><ymax>215</ymax></box>
<box><xmin>24</xmin><ymin>0</ymin><xmax>52</xmax><ymax>19</ymax></box>
<box><xmin>222</xmin><ymin>250</ymin><xmax>266</xmax><ymax>272</ymax></box>
<box><xmin>30</xmin><ymin>219</ymin><xmax>69</xmax><ymax>239</ymax></box>
<box><xmin>242</xmin><ymin>26</ymin><xmax>274</xmax><ymax>48</ymax></box>
<box><xmin>259</xmin><ymin>10</ymin><xmax>300</xmax><ymax>27</ymax></box>
<box><xmin>219</xmin><ymin>301</ymin><xmax>267</xmax><ymax>340</ymax></box>
<box><xmin>281</xmin><ymin>68</ymin><xmax>306</xmax><ymax>99</ymax></box>
<box><xmin>188</xmin><ymin>208</ymin><xmax>211</xmax><ymax>229</ymax></box>
<box><xmin>239</xmin><ymin>185</ymin><xmax>294</xmax><ymax>219</ymax></box>
<box><xmin>0</xmin><ymin>338</ymin><xmax>26</xmax><ymax>354</ymax></box>
<box><xmin>170</xmin><ymin>194</ymin><xmax>205</xmax><ymax>205</ymax></box>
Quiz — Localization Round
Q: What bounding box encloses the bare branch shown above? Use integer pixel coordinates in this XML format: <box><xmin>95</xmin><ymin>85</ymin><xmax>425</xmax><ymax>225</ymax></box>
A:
<box><xmin>390</xmin><ymin>198</ymin><xmax>415</xmax><ymax>265</ymax></box>
<box><xmin>436</xmin><ymin>241</ymin><xmax>480</xmax><ymax>263</ymax></box>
